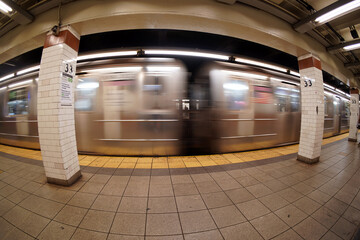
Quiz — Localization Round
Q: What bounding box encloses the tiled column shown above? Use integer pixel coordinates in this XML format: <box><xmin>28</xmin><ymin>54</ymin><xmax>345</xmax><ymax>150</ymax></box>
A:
<box><xmin>348</xmin><ymin>88</ymin><xmax>359</xmax><ymax>142</ymax></box>
<box><xmin>37</xmin><ymin>26</ymin><xmax>81</xmax><ymax>185</ymax></box>
<box><xmin>297</xmin><ymin>54</ymin><xmax>324</xmax><ymax>164</ymax></box>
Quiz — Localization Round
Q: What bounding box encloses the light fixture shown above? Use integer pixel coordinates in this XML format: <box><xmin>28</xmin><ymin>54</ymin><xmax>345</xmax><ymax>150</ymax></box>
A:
<box><xmin>0</xmin><ymin>73</ymin><xmax>14</xmax><ymax>82</ymax></box>
<box><xmin>8</xmin><ymin>79</ymin><xmax>33</xmax><ymax>88</ymax></box>
<box><xmin>0</xmin><ymin>87</ymin><xmax>7</xmax><ymax>91</ymax></box>
<box><xmin>350</xmin><ymin>25</ymin><xmax>359</xmax><ymax>39</ymax></box>
<box><xmin>81</xmin><ymin>66</ymin><xmax>142</xmax><ymax>73</ymax></box>
<box><xmin>315</xmin><ymin>0</ymin><xmax>360</xmax><ymax>24</ymax></box>
<box><xmin>343</xmin><ymin>43</ymin><xmax>360</xmax><ymax>51</ymax></box>
<box><xmin>17</xmin><ymin>65</ymin><xmax>40</xmax><ymax>76</ymax></box>
<box><xmin>0</xmin><ymin>1</ymin><xmax>12</xmax><ymax>13</ymax></box>
<box><xmin>235</xmin><ymin>58</ymin><xmax>288</xmax><ymax>73</ymax></box>
<box><xmin>77</xmin><ymin>51</ymin><xmax>138</xmax><ymax>61</ymax></box>
<box><xmin>270</xmin><ymin>77</ymin><xmax>300</xmax><ymax>86</ymax></box>
<box><xmin>323</xmin><ymin>83</ymin><xmax>335</xmax><ymax>90</ymax></box>
<box><xmin>144</xmin><ymin>49</ymin><xmax>229</xmax><ymax>61</ymax></box>
<box><xmin>221</xmin><ymin>70</ymin><xmax>268</xmax><ymax>80</ymax></box>
<box><xmin>289</xmin><ymin>71</ymin><xmax>300</xmax><ymax>77</ymax></box>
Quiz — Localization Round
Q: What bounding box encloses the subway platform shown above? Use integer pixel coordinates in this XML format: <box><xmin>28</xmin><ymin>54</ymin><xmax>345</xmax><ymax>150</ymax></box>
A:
<box><xmin>0</xmin><ymin>133</ymin><xmax>359</xmax><ymax>240</ymax></box>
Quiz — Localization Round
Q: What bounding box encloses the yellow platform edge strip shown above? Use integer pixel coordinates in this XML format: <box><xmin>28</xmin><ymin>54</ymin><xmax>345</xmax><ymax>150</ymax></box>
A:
<box><xmin>0</xmin><ymin>132</ymin><xmax>351</xmax><ymax>169</ymax></box>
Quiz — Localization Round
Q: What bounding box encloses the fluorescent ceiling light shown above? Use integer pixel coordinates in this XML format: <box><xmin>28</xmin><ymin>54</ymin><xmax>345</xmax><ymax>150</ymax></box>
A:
<box><xmin>77</xmin><ymin>82</ymin><xmax>99</xmax><ymax>89</ymax></box>
<box><xmin>145</xmin><ymin>49</ymin><xmax>229</xmax><ymax>61</ymax></box>
<box><xmin>8</xmin><ymin>79</ymin><xmax>33</xmax><ymax>88</ymax></box>
<box><xmin>221</xmin><ymin>70</ymin><xmax>268</xmax><ymax>80</ymax></box>
<box><xmin>315</xmin><ymin>0</ymin><xmax>360</xmax><ymax>24</ymax></box>
<box><xmin>77</xmin><ymin>51</ymin><xmax>138</xmax><ymax>61</ymax></box>
<box><xmin>235</xmin><ymin>58</ymin><xmax>287</xmax><ymax>73</ymax></box>
<box><xmin>289</xmin><ymin>71</ymin><xmax>300</xmax><ymax>77</ymax></box>
<box><xmin>82</xmin><ymin>66</ymin><xmax>142</xmax><ymax>73</ymax></box>
<box><xmin>0</xmin><ymin>1</ymin><xmax>12</xmax><ymax>13</ymax></box>
<box><xmin>343</xmin><ymin>42</ymin><xmax>360</xmax><ymax>51</ymax></box>
<box><xmin>270</xmin><ymin>77</ymin><xmax>300</xmax><ymax>86</ymax></box>
<box><xmin>323</xmin><ymin>83</ymin><xmax>335</xmax><ymax>90</ymax></box>
<box><xmin>0</xmin><ymin>87</ymin><xmax>7</xmax><ymax>91</ymax></box>
<box><xmin>146</xmin><ymin>66</ymin><xmax>180</xmax><ymax>72</ymax></box>
<box><xmin>0</xmin><ymin>73</ymin><xmax>14</xmax><ymax>82</ymax></box>
<box><xmin>17</xmin><ymin>65</ymin><xmax>40</xmax><ymax>75</ymax></box>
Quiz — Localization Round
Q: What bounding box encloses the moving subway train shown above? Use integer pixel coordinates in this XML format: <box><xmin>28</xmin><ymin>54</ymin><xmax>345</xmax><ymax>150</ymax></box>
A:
<box><xmin>0</xmin><ymin>57</ymin><xmax>350</xmax><ymax>156</ymax></box>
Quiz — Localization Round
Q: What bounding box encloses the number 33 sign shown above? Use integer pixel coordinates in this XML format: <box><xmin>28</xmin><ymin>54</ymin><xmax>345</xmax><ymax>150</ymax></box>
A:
<box><xmin>303</xmin><ymin>79</ymin><xmax>312</xmax><ymax>87</ymax></box>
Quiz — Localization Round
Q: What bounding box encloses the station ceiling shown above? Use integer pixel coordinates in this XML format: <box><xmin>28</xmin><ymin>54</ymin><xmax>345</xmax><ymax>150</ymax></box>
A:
<box><xmin>0</xmin><ymin>0</ymin><xmax>359</xmax><ymax>83</ymax></box>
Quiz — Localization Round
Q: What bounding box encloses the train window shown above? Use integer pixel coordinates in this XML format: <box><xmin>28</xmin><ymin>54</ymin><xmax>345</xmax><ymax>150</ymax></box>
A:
<box><xmin>253</xmin><ymin>86</ymin><xmax>272</xmax><ymax>104</ymax></box>
<box><xmin>223</xmin><ymin>80</ymin><xmax>249</xmax><ymax>110</ymax></box>
<box><xmin>8</xmin><ymin>88</ymin><xmax>29</xmax><ymax>115</ymax></box>
<box><xmin>75</xmin><ymin>80</ymin><xmax>99</xmax><ymax>111</ymax></box>
<box><xmin>274</xmin><ymin>87</ymin><xmax>289</xmax><ymax>112</ymax></box>
<box><xmin>143</xmin><ymin>76</ymin><xmax>169</xmax><ymax>110</ymax></box>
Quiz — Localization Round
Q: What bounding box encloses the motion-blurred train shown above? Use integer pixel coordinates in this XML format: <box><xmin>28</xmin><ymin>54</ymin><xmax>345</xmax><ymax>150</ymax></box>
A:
<box><xmin>0</xmin><ymin>57</ymin><xmax>350</xmax><ymax>156</ymax></box>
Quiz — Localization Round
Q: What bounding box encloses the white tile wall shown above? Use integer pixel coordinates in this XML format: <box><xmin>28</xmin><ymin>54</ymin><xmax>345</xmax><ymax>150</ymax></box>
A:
<box><xmin>37</xmin><ymin>29</ymin><xmax>80</xmax><ymax>181</ymax></box>
<box><xmin>298</xmin><ymin>56</ymin><xmax>324</xmax><ymax>161</ymax></box>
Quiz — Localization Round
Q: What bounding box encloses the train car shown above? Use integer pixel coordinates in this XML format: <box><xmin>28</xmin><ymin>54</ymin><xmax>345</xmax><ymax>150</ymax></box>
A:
<box><xmin>75</xmin><ymin>58</ymin><xmax>187</xmax><ymax>155</ymax></box>
<box><xmin>0</xmin><ymin>57</ymin><xmax>350</xmax><ymax>156</ymax></box>
<box><xmin>0</xmin><ymin>73</ymin><xmax>39</xmax><ymax>149</ymax></box>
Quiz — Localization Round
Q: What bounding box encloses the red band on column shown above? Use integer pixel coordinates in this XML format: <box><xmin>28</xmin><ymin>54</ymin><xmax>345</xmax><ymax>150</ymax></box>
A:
<box><xmin>350</xmin><ymin>89</ymin><xmax>359</xmax><ymax>94</ymax></box>
<box><xmin>44</xmin><ymin>30</ymin><xmax>80</xmax><ymax>52</ymax></box>
<box><xmin>298</xmin><ymin>57</ymin><xmax>322</xmax><ymax>70</ymax></box>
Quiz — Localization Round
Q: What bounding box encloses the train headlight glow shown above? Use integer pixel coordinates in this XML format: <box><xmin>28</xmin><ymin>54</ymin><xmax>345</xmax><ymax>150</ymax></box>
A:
<box><xmin>77</xmin><ymin>82</ymin><xmax>99</xmax><ymax>89</ymax></box>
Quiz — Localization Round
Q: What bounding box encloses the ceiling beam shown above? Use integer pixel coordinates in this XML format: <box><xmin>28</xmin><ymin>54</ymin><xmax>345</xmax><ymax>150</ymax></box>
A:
<box><xmin>2</xmin><ymin>0</ymin><xmax>34</xmax><ymax>24</ymax></box>
<box><xmin>293</xmin><ymin>0</ymin><xmax>353</xmax><ymax>33</ymax></box>
<box><xmin>345</xmin><ymin>61</ymin><xmax>360</xmax><ymax>68</ymax></box>
<box><xmin>327</xmin><ymin>39</ymin><xmax>360</xmax><ymax>53</ymax></box>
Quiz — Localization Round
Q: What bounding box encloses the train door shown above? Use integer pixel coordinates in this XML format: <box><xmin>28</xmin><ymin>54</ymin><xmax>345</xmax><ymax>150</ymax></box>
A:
<box><xmin>209</xmin><ymin>69</ymin><xmax>255</xmax><ymax>153</ymax></box>
<box><xmin>273</xmin><ymin>83</ymin><xmax>300</xmax><ymax>144</ymax></box>
<box><xmin>333</xmin><ymin>97</ymin><xmax>341</xmax><ymax>134</ymax></box>
<box><xmin>74</xmin><ymin>77</ymin><xmax>99</xmax><ymax>153</ymax></box>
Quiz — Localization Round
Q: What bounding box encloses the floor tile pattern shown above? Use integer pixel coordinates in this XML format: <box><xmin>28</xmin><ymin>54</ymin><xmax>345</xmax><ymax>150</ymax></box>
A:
<box><xmin>0</xmin><ymin>134</ymin><xmax>359</xmax><ymax>239</ymax></box>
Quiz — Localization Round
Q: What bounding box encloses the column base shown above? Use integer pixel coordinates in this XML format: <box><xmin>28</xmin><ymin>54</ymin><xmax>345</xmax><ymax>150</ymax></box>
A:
<box><xmin>297</xmin><ymin>154</ymin><xmax>319</xmax><ymax>164</ymax></box>
<box><xmin>47</xmin><ymin>170</ymin><xmax>82</xmax><ymax>186</ymax></box>
<box><xmin>348</xmin><ymin>138</ymin><xmax>357</xmax><ymax>142</ymax></box>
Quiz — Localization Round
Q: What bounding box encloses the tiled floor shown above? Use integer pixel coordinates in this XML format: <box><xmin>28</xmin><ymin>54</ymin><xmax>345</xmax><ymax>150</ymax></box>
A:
<box><xmin>0</xmin><ymin>134</ymin><xmax>359</xmax><ymax>239</ymax></box>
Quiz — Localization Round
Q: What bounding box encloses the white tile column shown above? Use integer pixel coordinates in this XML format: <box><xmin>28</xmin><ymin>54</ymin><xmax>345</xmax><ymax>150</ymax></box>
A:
<box><xmin>37</xmin><ymin>26</ymin><xmax>81</xmax><ymax>185</ymax></box>
<box><xmin>348</xmin><ymin>88</ymin><xmax>359</xmax><ymax>142</ymax></box>
<box><xmin>297</xmin><ymin>54</ymin><xmax>324</xmax><ymax>164</ymax></box>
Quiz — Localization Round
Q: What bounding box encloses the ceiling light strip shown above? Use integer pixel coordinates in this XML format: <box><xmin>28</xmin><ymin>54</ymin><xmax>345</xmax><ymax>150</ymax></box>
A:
<box><xmin>315</xmin><ymin>0</ymin><xmax>360</xmax><ymax>23</ymax></box>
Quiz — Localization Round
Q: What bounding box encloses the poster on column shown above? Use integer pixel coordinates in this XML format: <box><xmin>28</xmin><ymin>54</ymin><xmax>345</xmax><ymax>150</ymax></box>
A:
<box><xmin>61</xmin><ymin>62</ymin><xmax>75</xmax><ymax>106</ymax></box>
